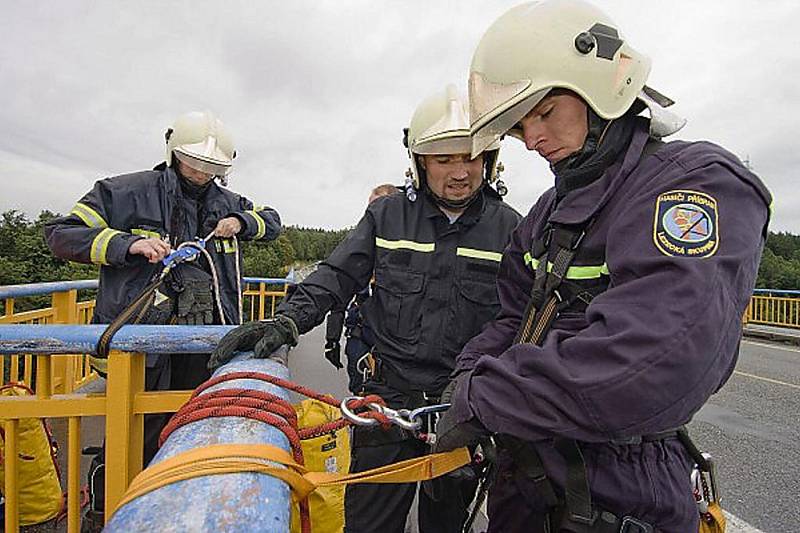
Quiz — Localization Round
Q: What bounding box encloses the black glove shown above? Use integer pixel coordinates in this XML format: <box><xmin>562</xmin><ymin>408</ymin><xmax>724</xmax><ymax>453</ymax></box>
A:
<box><xmin>163</xmin><ymin>264</ymin><xmax>215</xmax><ymax>325</ymax></box>
<box><xmin>324</xmin><ymin>340</ymin><xmax>343</xmax><ymax>369</ymax></box>
<box><xmin>175</xmin><ymin>277</ymin><xmax>215</xmax><ymax>325</ymax></box>
<box><xmin>208</xmin><ymin>315</ymin><xmax>299</xmax><ymax>370</ymax></box>
<box><xmin>431</xmin><ymin>372</ymin><xmax>490</xmax><ymax>454</ymax></box>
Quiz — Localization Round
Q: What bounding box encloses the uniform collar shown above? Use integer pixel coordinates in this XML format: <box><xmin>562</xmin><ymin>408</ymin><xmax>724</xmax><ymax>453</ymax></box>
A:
<box><xmin>423</xmin><ymin>189</ymin><xmax>486</xmax><ymax>229</ymax></box>
<box><xmin>549</xmin><ymin>118</ymin><xmax>650</xmax><ymax>226</ymax></box>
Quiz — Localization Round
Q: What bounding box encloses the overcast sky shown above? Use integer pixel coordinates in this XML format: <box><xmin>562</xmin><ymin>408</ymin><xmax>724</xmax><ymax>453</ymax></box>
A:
<box><xmin>1</xmin><ymin>1</ymin><xmax>797</xmax><ymax>232</ymax></box>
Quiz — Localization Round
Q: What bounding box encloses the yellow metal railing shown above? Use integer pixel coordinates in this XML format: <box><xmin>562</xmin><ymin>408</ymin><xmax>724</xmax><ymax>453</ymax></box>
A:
<box><xmin>0</xmin><ymin>288</ymin><xmax>96</xmax><ymax>393</ymax></box>
<box><xmin>0</xmin><ymin>278</ymin><xmax>290</xmax><ymax>393</ymax></box>
<box><xmin>1</xmin><ymin>277</ymin><xmax>291</xmax><ymax>532</ymax></box>
<box><xmin>745</xmin><ymin>292</ymin><xmax>800</xmax><ymax>328</ymax></box>
<box><xmin>2</xmin><ymin>348</ymin><xmax>191</xmax><ymax>533</ymax></box>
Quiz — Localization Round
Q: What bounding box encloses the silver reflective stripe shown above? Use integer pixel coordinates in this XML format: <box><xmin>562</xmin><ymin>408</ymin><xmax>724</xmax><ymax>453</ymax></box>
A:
<box><xmin>375</xmin><ymin>237</ymin><xmax>435</xmax><ymax>252</ymax></box>
<box><xmin>456</xmin><ymin>247</ymin><xmax>502</xmax><ymax>262</ymax></box>
<box><xmin>90</xmin><ymin>228</ymin><xmax>123</xmax><ymax>265</ymax></box>
<box><xmin>71</xmin><ymin>202</ymin><xmax>108</xmax><ymax>229</ymax></box>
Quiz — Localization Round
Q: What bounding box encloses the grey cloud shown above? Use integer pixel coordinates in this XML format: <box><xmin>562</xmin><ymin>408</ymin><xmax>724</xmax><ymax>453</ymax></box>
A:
<box><xmin>1</xmin><ymin>0</ymin><xmax>798</xmax><ymax>231</ymax></box>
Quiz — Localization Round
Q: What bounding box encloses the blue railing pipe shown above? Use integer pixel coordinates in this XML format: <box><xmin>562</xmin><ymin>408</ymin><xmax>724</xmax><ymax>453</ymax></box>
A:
<box><xmin>0</xmin><ymin>277</ymin><xmax>294</xmax><ymax>301</ymax></box>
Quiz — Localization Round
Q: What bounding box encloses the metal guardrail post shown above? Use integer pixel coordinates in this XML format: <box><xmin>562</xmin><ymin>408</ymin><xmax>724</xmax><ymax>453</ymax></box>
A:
<box><xmin>51</xmin><ymin>289</ymin><xmax>78</xmax><ymax>394</ymax></box>
<box><xmin>104</xmin><ymin>349</ymin><xmax>145</xmax><ymax>520</ymax></box>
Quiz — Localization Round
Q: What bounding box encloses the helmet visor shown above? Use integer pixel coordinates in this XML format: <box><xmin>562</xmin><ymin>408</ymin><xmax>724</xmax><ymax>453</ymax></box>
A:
<box><xmin>174</xmin><ymin>151</ymin><xmax>232</xmax><ymax>176</ymax></box>
<box><xmin>471</xmin><ymin>89</ymin><xmax>549</xmax><ymax>157</ymax></box>
<box><xmin>412</xmin><ymin>134</ymin><xmax>472</xmax><ymax>156</ymax></box>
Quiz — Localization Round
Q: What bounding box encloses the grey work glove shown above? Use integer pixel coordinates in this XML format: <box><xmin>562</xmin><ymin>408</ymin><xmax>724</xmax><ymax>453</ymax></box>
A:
<box><xmin>208</xmin><ymin>315</ymin><xmax>299</xmax><ymax>370</ymax></box>
<box><xmin>324</xmin><ymin>340</ymin><xmax>343</xmax><ymax>369</ymax></box>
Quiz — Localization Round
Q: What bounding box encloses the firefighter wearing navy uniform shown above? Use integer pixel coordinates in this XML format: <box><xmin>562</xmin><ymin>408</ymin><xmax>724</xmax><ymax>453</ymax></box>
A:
<box><xmin>44</xmin><ymin>110</ymin><xmax>281</xmax><ymax>531</ymax></box>
<box><xmin>211</xmin><ymin>86</ymin><xmax>521</xmax><ymax>532</ymax></box>
<box><xmin>430</xmin><ymin>2</ymin><xmax>772</xmax><ymax>533</ymax></box>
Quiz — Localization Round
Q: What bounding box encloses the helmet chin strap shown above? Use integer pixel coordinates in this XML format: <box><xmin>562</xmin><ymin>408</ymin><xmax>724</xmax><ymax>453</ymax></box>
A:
<box><xmin>423</xmin><ymin>180</ymin><xmax>484</xmax><ymax>211</ymax></box>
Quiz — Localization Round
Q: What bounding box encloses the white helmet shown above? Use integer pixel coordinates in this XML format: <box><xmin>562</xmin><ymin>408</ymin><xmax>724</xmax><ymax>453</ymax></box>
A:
<box><xmin>469</xmin><ymin>0</ymin><xmax>685</xmax><ymax>157</ymax></box>
<box><xmin>165</xmin><ymin>111</ymin><xmax>236</xmax><ymax>176</ymax></box>
<box><xmin>405</xmin><ymin>84</ymin><xmax>501</xmax><ymax>190</ymax></box>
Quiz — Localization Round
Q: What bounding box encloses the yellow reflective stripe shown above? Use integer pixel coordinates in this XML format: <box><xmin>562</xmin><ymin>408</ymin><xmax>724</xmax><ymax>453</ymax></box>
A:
<box><xmin>524</xmin><ymin>252</ymin><xmax>534</xmax><ymax>266</ymax></box>
<box><xmin>375</xmin><ymin>237</ymin><xmax>435</xmax><ymax>252</ymax></box>
<box><xmin>566</xmin><ymin>264</ymin><xmax>610</xmax><ymax>280</ymax></box>
<box><xmin>70</xmin><ymin>202</ymin><xmax>108</xmax><ymax>229</ymax></box>
<box><xmin>90</xmin><ymin>228</ymin><xmax>123</xmax><ymax>265</ymax></box>
<box><xmin>456</xmin><ymin>247</ymin><xmax>502</xmax><ymax>262</ymax></box>
<box><xmin>524</xmin><ymin>255</ymin><xmax>609</xmax><ymax>279</ymax></box>
<box><xmin>131</xmin><ymin>228</ymin><xmax>161</xmax><ymax>239</ymax></box>
<box><xmin>247</xmin><ymin>210</ymin><xmax>266</xmax><ymax>239</ymax></box>
<box><xmin>221</xmin><ymin>238</ymin><xmax>238</xmax><ymax>254</ymax></box>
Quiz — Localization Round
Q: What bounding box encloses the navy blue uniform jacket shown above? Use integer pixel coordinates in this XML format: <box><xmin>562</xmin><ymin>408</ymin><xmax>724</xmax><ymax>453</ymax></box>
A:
<box><xmin>452</xmin><ymin>120</ymin><xmax>771</xmax><ymax>443</ymax></box>
<box><xmin>44</xmin><ymin>164</ymin><xmax>281</xmax><ymax>325</ymax></box>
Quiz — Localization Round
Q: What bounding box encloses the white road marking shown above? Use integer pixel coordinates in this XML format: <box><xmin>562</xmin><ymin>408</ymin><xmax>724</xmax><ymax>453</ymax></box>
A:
<box><xmin>732</xmin><ymin>370</ymin><xmax>800</xmax><ymax>390</ymax></box>
<box><xmin>742</xmin><ymin>339</ymin><xmax>800</xmax><ymax>353</ymax></box>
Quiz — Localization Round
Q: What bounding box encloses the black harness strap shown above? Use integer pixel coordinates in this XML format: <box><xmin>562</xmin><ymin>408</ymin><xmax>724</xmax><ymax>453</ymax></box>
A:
<box><xmin>515</xmin><ymin>223</ymin><xmax>590</xmax><ymax>346</ymax></box>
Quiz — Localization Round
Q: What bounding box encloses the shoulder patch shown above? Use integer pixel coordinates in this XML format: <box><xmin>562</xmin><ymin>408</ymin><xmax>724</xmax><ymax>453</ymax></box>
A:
<box><xmin>653</xmin><ymin>190</ymin><xmax>719</xmax><ymax>258</ymax></box>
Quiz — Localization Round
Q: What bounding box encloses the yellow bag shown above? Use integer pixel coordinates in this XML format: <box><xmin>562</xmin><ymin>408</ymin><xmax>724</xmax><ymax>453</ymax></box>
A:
<box><xmin>291</xmin><ymin>398</ymin><xmax>351</xmax><ymax>533</ymax></box>
<box><xmin>0</xmin><ymin>383</ymin><xmax>64</xmax><ymax>525</ymax></box>
<box><xmin>699</xmin><ymin>501</ymin><xmax>726</xmax><ymax>532</ymax></box>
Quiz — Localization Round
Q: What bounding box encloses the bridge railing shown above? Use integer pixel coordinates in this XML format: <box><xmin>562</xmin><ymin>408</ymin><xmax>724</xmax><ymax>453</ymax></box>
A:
<box><xmin>0</xmin><ymin>277</ymin><xmax>293</xmax><ymax>394</ymax></box>
<box><xmin>0</xmin><ymin>325</ymin><xmax>237</xmax><ymax>533</ymax></box>
<box><xmin>745</xmin><ymin>289</ymin><xmax>800</xmax><ymax>329</ymax></box>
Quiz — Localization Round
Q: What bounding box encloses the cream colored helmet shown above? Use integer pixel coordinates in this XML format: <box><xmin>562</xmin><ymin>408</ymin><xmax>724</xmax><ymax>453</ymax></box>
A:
<box><xmin>165</xmin><ymin>111</ymin><xmax>236</xmax><ymax>176</ymax></box>
<box><xmin>406</xmin><ymin>84</ymin><xmax>501</xmax><ymax>190</ymax></box>
<box><xmin>469</xmin><ymin>0</ymin><xmax>685</xmax><ymax>157</ymax></box>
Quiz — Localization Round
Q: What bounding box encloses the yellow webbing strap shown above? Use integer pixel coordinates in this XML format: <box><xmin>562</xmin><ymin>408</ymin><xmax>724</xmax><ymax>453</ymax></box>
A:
<box><xmin>113</xmin><ymin>443</ymin><xmax>470</xmax><ymax>516</ymax></box>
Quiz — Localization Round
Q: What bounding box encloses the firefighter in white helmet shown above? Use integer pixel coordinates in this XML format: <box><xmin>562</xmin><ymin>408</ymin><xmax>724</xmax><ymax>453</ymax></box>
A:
<box><xmin>431</xmin><ymin>2</ymin><xmax>771</xmax><ymax>532</ymax></box>
<box><xmin>211</xmin><ymin>87</ymin><xmax>520</xmax><ymax>532</ymax></box>
<box><xmin>45</xmin><ymin>110</ymin><xmax>281</xmax><ymax>531</ymax></box>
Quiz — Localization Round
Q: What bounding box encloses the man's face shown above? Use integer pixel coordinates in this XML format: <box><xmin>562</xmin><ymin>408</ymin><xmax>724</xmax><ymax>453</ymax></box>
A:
<box><xmin>518</xmin><ymin>91</ymin><xmax>589</xmax><ymax>164</ymax></box>
<box><xmin>177</xmin><ymin>160</ymin><xmax>214</xmax><ymax>186</ymax></box>
<box><xmin>421</xmin><ymin>153</ymin><xmax>484</xmax><ymax>205</ymax></box>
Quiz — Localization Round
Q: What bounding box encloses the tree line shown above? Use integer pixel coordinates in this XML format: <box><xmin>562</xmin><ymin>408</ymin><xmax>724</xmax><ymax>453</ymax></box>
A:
<box><xmin>1</xmin><ymin>209</ymin><xmax>799</xmax><ymax>292</ymax></box>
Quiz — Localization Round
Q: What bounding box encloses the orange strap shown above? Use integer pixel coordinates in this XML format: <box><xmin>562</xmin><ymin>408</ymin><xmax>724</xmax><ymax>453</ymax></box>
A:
<box><xmin>113</xmin><ymin>443</ymin><xmax>470</xmax><ymax>517</ymax></box>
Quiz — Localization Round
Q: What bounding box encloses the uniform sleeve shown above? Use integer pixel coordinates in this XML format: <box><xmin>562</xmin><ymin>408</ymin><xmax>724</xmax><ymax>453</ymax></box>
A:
<box><xmin>454</xmin><ymin>213</ymin><xmax>534</xmax><ymax>374</ymax></box>
<box><xmin>462</xmin><ymin>160</ymin><xmax>770</xmax><ymax>443</ymax></box>
<box><xmin>229</xmin><ymin>196</ymin><xmax>281</xmax><ymax>241</ymax></box>
<box><xmin>326</xmin><ymin>309</ymin><xmax>346</xmax><ymax>342</ymax></box>
<box><xmin>44</xmin><ymin>179</ymin><xmax>143</xmax><ymax>267</ymax></box>
<box><xmin>277</xmin><ymin>214</ymin><xmax>375</xmax><ymax>334</ymax></box>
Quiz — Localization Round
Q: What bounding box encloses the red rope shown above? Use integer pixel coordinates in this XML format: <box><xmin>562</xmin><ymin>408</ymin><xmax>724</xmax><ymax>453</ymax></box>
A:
<box><xmin>158</xmin><ymin>371</ymin><xmax>391</xmax><ymax>533</ymax></box>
